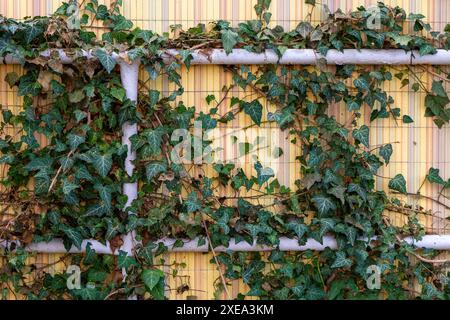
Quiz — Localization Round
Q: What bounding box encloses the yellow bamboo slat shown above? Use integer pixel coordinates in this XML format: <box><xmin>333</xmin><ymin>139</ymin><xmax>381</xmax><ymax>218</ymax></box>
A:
<box><xmin>0</xmin><ymin>0</ymin><xmax>448</xmax><ymax>300</ymax></box>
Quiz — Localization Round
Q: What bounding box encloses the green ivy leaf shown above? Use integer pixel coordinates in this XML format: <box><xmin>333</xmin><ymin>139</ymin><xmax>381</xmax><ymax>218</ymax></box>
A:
<box><xmin>118</xmin><ymin>250</ymin><xmax>139</xmax><ymax>269</ymax></box>
<box><xmin>327</xmin><ymin>185</ymin><xmax>346</xmax><ymax>204</ymax></box>
<box><xmin>111</xmin><ymin>87</ymin><xmax>126</xmax><ymax>101</ymax></box>
<box><xmin>94</xmin><ymin>184</ymin><xmax>112</xmax><ymax>210</ymax></box>
<box><xmin>388</xmin><ymin>174</ymin><xmax>407</xmax><ymax>194</ymax></box>
<box><xmin>69</xmin><ymin>89</ymin><xmax>85</xmax><ymax>103</ymax></box>
<box><xmin>0</xmin><ymin>154</ymin><xmax>15</xmax><ymax>164</ymax></box>
<box><xmin>242</xmin><ymin>100</ymin><xmax>262</xmax><ymax>125</ymax></box>
<box><xmin>145</xmin><ymin>162</ymin><xmax>167</xmax><ymax>181</ymax></box>
<box><xmin>142</xmin><ymin>269</ymin><xmax>164</xmax><ymax>291</ymax></box>
<box><xmin>287</xmin><ymin>221</ymin><xmax>308</xmax><ymax>239</ymax></box>
<box><xmin>67</xmin><ymin>134</ymin><xmax>85</xmax><ymax>150</ymax></box>
<box><xmin>24</xmin><ymin>24</ymin><xmax>43</xmax><ymax>44</ymax></box>
<box><xmin>148</xmin><ymin>90</ymin><xmax>160</xmax><ymax>108</ymax></box>
<box><xmin>390</xmin><ymin>34</ymin><xmax>412</xmax><ymax>46</ymax></box>
<box><xmin>426</xmin><ymin>167</ymin><xmax>445</xmax><ymax>185</ymax></box>
<box><xmin>221</xmin><ymin>29</ymin><xmax>239</xmax><ymax>54</ymax></box>
<box><xmin>296</xmin><ymin>21</ymin><xmax>313</xmax><ymax>38</ymax></box>
<box><xmin>61</xmin><ymin>225</ymin><xmax>83</xmax><ymax>250</ymax></box>
<box><xmin>92</xmin><ymin>152</ymin><xmax>112</xmax><ymax>177</ymax></box>
<box><xmin>319</xmin><ymin>218</ymin><xmax>336</xmax><ymax>237</ymax></box>
<box><xmin>379</xmin><ymin>144</ymin><xmax>393</xmax><ymax>165</ymax></box>
<box><xmin>74</xmin><ymin>110</ymin><xmax>87</xmax><ymax>123</ymax></box>
<box><xmin>354</xmin><ymin>77</ymin><xmax>370</xmax><ymax>91</ymax></box>
<box><xmin>85</xmin><ymin>203</ymin><xmax>108</xmax><ymax>217</ymax></box>
<box><xmin>186</xmin><ymin>191</ymin><xmax>201</xmax><ymax>213</ymax></box>
<box><xmin>95</xmin><ymin>49</ymin><xmax>117</xmax><ymax>73</ymax></box>
<box><xmin>62</xmin><ymin>179</ymin><xmax>79</xmax><ymax>195</ymax></box>
<box><xmin>143</xmin><ymin>128</ymin><xmax>163</xmax><ymax>156</ymax></box>
<box><xmin>25</xmin><ymin>157</ymin><xmax>53</xmax><ymax>172</ymax></box>
<box><xmin>431</xmin><ymin>80</ymin><xmax>448</xmax><ymax>98</ymax></box>
<box><xmin>331</xmin><ymin>251</ymin><xmax>352</xmax><ymax>268</ymax></box>
<box><xmin>312</xmin><ymin>195</ymin><xmax>336</xmax><ymax>215</ymax></box>
<box><xmin>402</xmin><ymin>115</ymin><xmax>414</xmax><ymax>123</ymax></box>
<box><xmin>352</xmin><ymin>125</ymin><xmax>370</xmax><ymax>148</ymax></box>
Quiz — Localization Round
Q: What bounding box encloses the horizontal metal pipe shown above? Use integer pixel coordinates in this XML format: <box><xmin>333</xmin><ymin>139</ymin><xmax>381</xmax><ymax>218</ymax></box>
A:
<box><xmin>1</xmin><ymin>49</ymin><xmax>450</xmax><ymax>65</ymax></box>
<box><xmin>1</xmin><ymin>235</ymin><xmax>449</xmax><ymax>255</ymax></box>
<box><xmin>178</xmin><ymin>49</ymin><xmax>450</xmax><ymax>65</ymax></box>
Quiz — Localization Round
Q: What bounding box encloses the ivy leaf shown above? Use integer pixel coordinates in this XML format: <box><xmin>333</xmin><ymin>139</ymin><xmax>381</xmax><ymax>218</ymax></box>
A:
<box><xmin>145</xmin><ymin>162</ymin><xmax>167</xmax><ymax>181</ymax></box>
<box><xmin>327</xmin><ymin>185</ymin><xmax>346</xmax><ymax>204</ymax></box>
<box><xmin>143</xmin><ymin>129</ymin><xmax>163</xmax><ymax>156</ymax></box>
<box><xmin>148</xmin><ymin>90</ymin><xmax>160</xmax><ymax>108</ymax></box>
<box><xmin>105</xmin><ymin>219</ymin><xmax>121</xmax><ymax>240</ymax></box>
<box><xmin>331</xmin><ymin>251</ymin><xmax>352</xmax><ymax>268</ymax></box>
<box><xmin>296</xmin><ymin>21</ymin><xmax>313</xmax><ymax>38</ymax></box>
<box><xmin>69</xmin><ymin>89</ymin><xmax>85</xmax><ymax>103</ymax></box>
<box><xmin>74</xmin><ymin>110</ymin><xmax>87</xmax><ymax>123</ymax></box>
<box><xmin>118</xmin><ymin>250</ymin><xmax>139</xmax><ymax>269</ymax></box>
<box><xmin>24</xmin><ymin>23</ymin><xmax>43</xmax><ymax>43</ymax></box>
<box><xmin>344</xmin><ymin>227</ymin><xmax>357</xmax><ymax>246</ymax></box>
<box><xmin>287</xmin><ymin>221</ymin><xmax>308</xmax><ymax>239</ymax></box>
<box><xmin>348</xmin><ymin>183</ymin><xmax>367</xmax><ymax>201</ymax></box>
<box><xmin>425</xmin><ymin>94</ymin><xmax>449</xmax><ymax>117</ymax></box>
<box><xmin>310</xmin><ymin>29</ymin><xmax>323</xmax><ymax>41</ymax></box>
<box><xmin>186</xmin><ymin>192</ymin><xmax>201</xmax><ymax>213</ymax></box>
<box><xmin>426</xmin><ymin>167</ymin><xmax>445</xmax><ymax>185</ymax></box>
<box><xmin>111</xmin><ymin>87</ymin><xmax>126</xmax><ymax>101</ymax></box>
<box><xmin>255</xmin><ymin>162</ymin><xmax>274</xmax><ymax>185</ymax></box>
<box><xmin>379</xmin><ymin>144</ymin><xmax>393</xmax><ymax>165</ymax></box>
<box><xmin>179</xmin><ymin>50</ymin><xmax>193</xmax><ymax>69</ymax></box>
<box><xmin>76</xmin><ymin>287</ymin><xmax>104</xmax><ymax>300</ymax></box>
<box><xmin>75</xmin><ymin>165</ymin><xmax>93</xmax><ymax>181</ymax></box>
<box><xmin>347</xmin><ymin>100</ymin><xmax>360</xmax><ymax>112</ymax></box>
<box><xmin>85</xmin><ymin>203</ymin><xmax>108</xmax><ymax>217</ymax></box>
<box><xmin>35</xmin><ymin>176</ymin><xmax>50</xmax><ymax>195</ymax></box>
<box><xmin>25</xmin><ymin>157</ymin><xmax>53</xmax><ymax>172</ymax></box>
<box><xmin>67</xmin><ymin>134</ymin><xmax>85</xmax><ymax>150</ymax></box>
<box><xmin>4</xmin><ymin>72</ymin><xmax>19</xmax><ymax>88</ymax></box>
<box><xmin>422</xmin><ymin>283</ymin><xmax>445</xmax><ymax>300</ymax></box>
<box><xmin>61</xmin><ymin>225</ymin><xmax>83</xmax><ymax>250</ymax></box>
<box><xmin>118</xmin><ymin>102</ymin><xmax>137</xmax><ymax>125</ymax></box>
<box><xmin>62</xmin><ymin>179</ymin><xmax>79</xmax><ymax>195</ymax></box>
<box><xmin>352</xmin><ymin>125</ymin><xmax>370</xmax><ymax>148</ymax></box>
<box><xmin>221</xmin><ymin>29</ymin><xmax>239</xmax><ymax>54</ymax></box>
<box><xmin>112</xmin><ymin>16</ymin><xmax>133</xmax><ymax>31</ymax></box>
<box><xmin>92</xmin><ymin>152</ymin><xmax>112</xmax><ymax>177</ymax></box>
<box><xmin>0</xmin><ymin>154</ymin><xmax>14</xmax><ymax>164</ymax></box>
<box><xmin>95</xmin><ymin>49</ymin><xmax>116</xmax><ymax>73</ymax></box>
<box><xmin>354</xmin><ymin>77</ymin><xmax>370</xmax><ymax>91</ymax></box>
<box><xmin>402</xmin><ymin>115</ymin><xmax>414</xmax><ymax>123</ymax></box>
<box><xmin>431</xmin><ymin>80</ymin><xmax>448</xmax><ymax>98</ymax></box>
<box><xmin>94</xmin><ymin>184</ymin><xmax>112</xmax><ymax>210</ymax></box>
<box><xmin>390</xmin><ymin>34</ymin><xmax>412</xmax><ymax>46</ymax></box>
<box><xmin>388</xmin><ymin>174</ymin><xmax>407</xmax><ymax>194</ymax></box>
<box><xmin>312</xmin><ymin>195</ymin><xmax>336</xmax><ymax>215</ymax></box>
<box><xmin>242</xmin><ymin>100</ymin><xmax>262</xmax><ymax>125</ymax></box>
<box><xmin>319</xmin><ymin>218</ymin><xmax>336</xmax><ymax>237</ymax></box>
<box><xmin>142</xmin><ymin>269</ymin><xmax>164</xmax><ymax>291</ymax></box>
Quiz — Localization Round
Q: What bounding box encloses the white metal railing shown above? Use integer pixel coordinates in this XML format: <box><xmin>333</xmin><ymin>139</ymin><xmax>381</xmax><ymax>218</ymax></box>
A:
<box><xmin>1</xmin><ymin>49</ymin><xmax>450</xmax><ymax>255</ymax></box>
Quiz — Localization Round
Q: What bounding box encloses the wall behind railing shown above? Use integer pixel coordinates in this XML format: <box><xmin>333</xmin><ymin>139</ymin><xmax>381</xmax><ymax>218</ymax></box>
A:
<box><xmin>0</xmin><ymin>0</ymin><xmax>449</xmax><ymax>299</ymax></box>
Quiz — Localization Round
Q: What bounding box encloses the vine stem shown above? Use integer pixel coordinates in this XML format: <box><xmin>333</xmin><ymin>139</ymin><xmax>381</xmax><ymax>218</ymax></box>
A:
<box><xmin>390</xmin><ymin>191</ymin><xmax>450</xmax><ymax>211</ymax></box>
<box><xmin>201</xmin><ymin>218</ymin><xmax>231</xmax><ymax>300</ymax></box>
<box><xmin>382</xmin><ymin>217</ymin><xmax>449</xmax><ymax>264</ymax></box>
<box><xmin>47</xmin><ymin>149</ymin><xmax>75</xmax><ymax>193</ymax></box>
<box><xmin>419</xmin><ymin>66</ymin><xmax>450</xmax><ymax>83</ymax></box>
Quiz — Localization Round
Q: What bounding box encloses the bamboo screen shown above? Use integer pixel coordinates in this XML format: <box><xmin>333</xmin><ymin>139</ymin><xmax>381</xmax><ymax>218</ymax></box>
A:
<box><xmin>0</xmin><ymin>0</ymin><xmax>449</xmax><ymax>299</ymax></box>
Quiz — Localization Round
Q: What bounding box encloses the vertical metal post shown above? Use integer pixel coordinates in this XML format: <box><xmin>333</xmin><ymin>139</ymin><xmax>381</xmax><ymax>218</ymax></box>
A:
<box><xmin>118</xmin><ymin>59</ymin><xmax>140</xmax><ymax>294</ymax></box>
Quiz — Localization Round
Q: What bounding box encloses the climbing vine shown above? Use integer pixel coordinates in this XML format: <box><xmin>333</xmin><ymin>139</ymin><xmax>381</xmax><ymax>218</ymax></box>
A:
<box><xmin>0</xmin><ymin>0</ymin><xmax>449</xmax><ymax>300</ymax></box>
